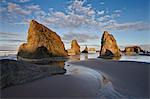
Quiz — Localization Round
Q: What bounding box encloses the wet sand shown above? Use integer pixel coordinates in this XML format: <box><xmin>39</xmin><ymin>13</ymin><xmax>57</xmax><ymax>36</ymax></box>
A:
<box><xmin>69</xmin><ymin>59</ymin><xmax>150</xmax><ymax>98</ymax></box>
<box><xmin>1</xmin><ymin>64</ymin><xmax>103</xmax><ymax>98</ymax></box>
<box><xmin>1</xmin><ymin>59</ymin><xmax>149</xmax><ymax>98</ymax></box>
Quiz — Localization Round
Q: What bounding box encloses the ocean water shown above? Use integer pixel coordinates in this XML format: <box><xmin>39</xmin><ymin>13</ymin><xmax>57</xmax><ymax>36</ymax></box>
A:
<box><xmin>69</xmin><ymin>53</ymin><xmax>150</xmax><ymax>63</ymax></box>
<box><xmin>0</xmin><ymin>51</ymin><xmax>150</xmax><ymax>63</ymax></box>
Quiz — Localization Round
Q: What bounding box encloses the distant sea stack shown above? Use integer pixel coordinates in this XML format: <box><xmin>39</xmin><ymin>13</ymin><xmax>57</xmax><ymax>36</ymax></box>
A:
<box><xmin>82</xmin><ymin>46</ymin><xmax>88</xmax><ymax>53</ymax></box>
<box><xmin>99</xmin><ymin>31</ymin><xmax>121</xmax><ymax>58</ymax></box>
<box><xmin>67</xmin><ymin>40</ymin><xmax>80</xmax><ymax>55</ymax></box>
<box><xmin>17</xmin><ymin>20</ymin><xmax>67</xmax><ymax>59</ymax></box>
<box><xmin>124</xmin><ymin>46</ymin><xmax>144</xmax><ymax>55</ymax></box>
<box><xmin>88</xmin><ymin>48</ymin><xmax>96</xmax><ymax>53</ymax></box>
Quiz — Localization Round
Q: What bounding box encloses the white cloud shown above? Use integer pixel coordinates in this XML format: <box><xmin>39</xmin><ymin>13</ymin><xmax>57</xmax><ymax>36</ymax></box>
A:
<box><xmin>7</xmin><ymin>3</ymin><xmax>31</xmax><ymax>15</ymax></box>
<box><xmin>98</xmin><ymin>15</ymin><xmax>110</xmax><ymax>22</ymax></box>
<box><xmin>26</xmin><ymin>4</ymin><xmax>41</xmax><ymax>11</ymax></box>
<box><xmin>62</xmin><ymin>32</ymin><xmax>99</xmax><ymax>43</ymax></box>
<box><xmin>1</xmin><ymin>0</ymin><xmax>149</xmax><ymax>32</ymax></box>
<box><xmin>68</xmin><ymin>0</ymin><xmax>96</xmax><ymax>17</ymax></box>
<box><xmin>100</xmin><ymin>2</ymin><xmax>104</xmax><ymax>5</ymax></box>
<box><xmin>0</xmin><ymin>7</ymin><xmax>6</xmax><ymax>13</ymax></box>
<box><xmin>19</xmin><ymin>0</ymin><xmax>30</xmax><ymax>3</ymax></box>
<box><xmin>97</xmin><ymin>10</ymin><xmax>105</xmax><ymax>15</ymax></box>
<box><xmin>41</xmin><ymin>0</ymin><xmax>149</xmax><ymax>31</ymax></box>
<box><xmin>104</xmin><ymin>21</ymin><xmax>150</xmax><ymax>31</ymax></box>
<box><xmin>7</xmin><ymin>2</ymin><xmax>42</xmax><ymax>16</ymax></box>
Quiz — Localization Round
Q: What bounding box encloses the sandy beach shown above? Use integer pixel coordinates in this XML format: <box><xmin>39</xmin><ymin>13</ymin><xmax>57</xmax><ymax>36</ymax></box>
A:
<box><xmin>69</xmin><ymin>59</ymin><xmax>150</xmax><ymax>98</ymax></box>
<box><xmin>1</xmin><ymin>59</ymin><xmax>149</xmax><ymax>99</ymax></box>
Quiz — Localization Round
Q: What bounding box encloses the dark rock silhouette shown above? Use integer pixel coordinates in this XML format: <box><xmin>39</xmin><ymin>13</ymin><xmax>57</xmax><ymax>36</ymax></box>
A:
<box><xmin>82</xmin><ymin>46</ymin><xmax>88</xmax><ymax>53</ymax></box>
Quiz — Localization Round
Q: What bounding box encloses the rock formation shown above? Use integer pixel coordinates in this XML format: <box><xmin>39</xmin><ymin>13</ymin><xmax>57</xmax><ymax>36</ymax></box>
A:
<box><xmin>67</xmin><ymin>40</ymin><xmax>80</xmax><ymax>55</ymax></box>
<box><xmin>17</xmin><ymin>20</ymin><xmax>67</xmax><ymax>59</ymax></box>
<box><xmin>89</xmin><ymin>48</ymin><xmax>96</xmax><ymax>51</ymax></box>
<box><xmin>88</xmin><ymin>48</ymin><xmax>96</xmax><ymax>53</ymax></box>
<box><xmin>0</xmin><ymin>59</ymin><xmax>66</xmax><ymax>89</ymax></box>
<box><xmin>124</xmin><ymin>46</ymin><xmax>144</xmax><ymax>55</ymax></box>
<box><xmin>82</xmin><ymin>46</ymin><xmax>88</xmax><ymax>53</ymax></box>
<box><xmin>99</xmin><ymin>31</ymin><xmax>121</xmax><ymax>58</ymax></box>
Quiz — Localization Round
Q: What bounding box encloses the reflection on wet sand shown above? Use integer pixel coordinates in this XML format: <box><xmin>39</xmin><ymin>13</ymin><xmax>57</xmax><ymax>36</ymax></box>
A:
<box><xmin>99</xmin><ymin>56</ymin><xmax>121</xmax><ymax>61</ymax></box>
<box><xmin>68</xmin><ymin>53</ymin><xmax>89</xmax><ymax>61</ymax></box>
<box><xmin>33</xmin><ymin>61</ymin><xmax>66</xmax><ymax>68</ymax></box>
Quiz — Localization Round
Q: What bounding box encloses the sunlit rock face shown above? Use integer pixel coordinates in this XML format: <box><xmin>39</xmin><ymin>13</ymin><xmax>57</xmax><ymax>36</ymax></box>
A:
<box><xmin>17</xmin><ymin>20</ymin><xmax>67</xmax><ymax>59</ymax></box>
<box><xmin>99</xmin><ymin>31</ymin><xmax>121</xmax><ymax>58</ymax></box>
<box><xmin>88</xmin><ymin>48</ymin><xmax>96</xmax><ymax>53</ymax></box>
<box><xmin>124</xmin><ymin>46</ymin><xmax>144</xmax><ymax>55</ymax></box>
<box><xmin>67</xmin><ymin>40</ymin><xmax>80</xmax><ymax>55</ymax></box>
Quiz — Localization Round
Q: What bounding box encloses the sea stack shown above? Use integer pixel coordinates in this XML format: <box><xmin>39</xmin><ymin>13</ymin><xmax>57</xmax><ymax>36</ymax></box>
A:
<box><xmin>124</xmin><ymin>46</ymin><xmax>144</xmax><ymax>55</ymax></box>
<box><xmin>67</xmin><ymin>40</ymin><xmax>80</xmax><ymax>55</ymax></box>
<box><xmin>82</xmin><ymin>46</ymin><xmax>88</xmax><ymax>53</ymax></box>
<box><xmin>17</xmin><ymin>20</ymin><xmax>67</xmax><ymax>59</ymax></box>
<box><xmin>99</xmin><ymin>31</ymin><xmax>121</xmax><ymax>58</ymax></box>
<box><xmin>88</xmin><ymin>48</ymin><xmax>96</xmax><ymax>53</ymax></box>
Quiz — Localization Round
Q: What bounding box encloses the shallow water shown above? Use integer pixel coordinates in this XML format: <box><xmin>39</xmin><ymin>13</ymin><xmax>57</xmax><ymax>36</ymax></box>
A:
<box><xmin>1</xmin><ymin>51</ymin><xmax>148</xmax><ymax>98</ymax></box>
<box><xmin>65</xmin><ymin>62</ymin><xmax>126</xmax><ymax>99</ymax></box>
<box><xmin>1</xmin><ymin>60</ymin><xmax>125</xmax><ymax>98</ymax></box>
<box><xmin>0</xmin><ymin>52</ymin><xmax>150</xmax><ymax>63</ymax></box>
<box><xmin>68</xmin><ymin>53</ymin><xmax>150</xmax><ymax>63</ymax></box>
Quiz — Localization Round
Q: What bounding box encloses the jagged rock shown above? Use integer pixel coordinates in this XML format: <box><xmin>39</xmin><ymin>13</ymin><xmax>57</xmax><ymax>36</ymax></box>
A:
<box><xmin>82</xmin><ymin>46</ymin><xmax>88</xmax><ymax>53</ymax></box>
<box><xmin>67</xmin><ymin>40</ymin><xmax>80</xmax><ymax>55</ymax></box>
<box><xmin>99</xmin><ymin>31</ymin><xmax>121</xmax><ymax>58</ymax></box>
<box><xmin>17</xmin><ymin>20</ymin><xmax>67</xmax><ymax>59</ymax></box>
<box><xmin>124</xmin><ymin>46</ymin><xmax>144</xmax><ymax>55</ymax></box>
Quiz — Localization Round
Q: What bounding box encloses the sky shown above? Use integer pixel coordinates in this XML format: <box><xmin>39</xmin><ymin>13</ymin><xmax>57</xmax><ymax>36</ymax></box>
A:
<box><xmin>0</xmin><ymin>0</ymin><xmax>149</xmax><ymax>50</ymax></box>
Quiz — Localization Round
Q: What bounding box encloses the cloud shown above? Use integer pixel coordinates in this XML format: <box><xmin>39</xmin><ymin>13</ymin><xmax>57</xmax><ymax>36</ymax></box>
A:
<box><xmin>0</xmin><ymin>32</ymin><xmax>26</xmax><ymax>42</ymax></box>
<box><xmin>19</xmin><ymin>0</ymin><xmax>30</xmax><ymax>3</ymax></box>
<box><xmin>97</xmin><ymin>10</ymin><xmax>105</xmax><ymax>15</ymax></box>
<box><xmin>26</xmin><ymin>4</ymin><xmax>41</xmax><ymax>11</ymax></box>
<box><xmin>0</xmin><ymin>45</ymin><xmax>18</xmax><ymax>50</ymax></box>
<box><xmin>1</xmin><ymin>0</ymin><xmax>149</xmax><ymax>32</ymax></box>
<box><xmin>0</xmin><ymin>32</ymin><xmax>26</xmax><ymax>50</ymax></box>
<box><xmin>42</xmin><ymin>0</ymin><xmax>149</xmax><ymax>31</ymax></box>
<box><xmin>100</xmin><ymin>2</ymin><xmax>104</xmax><ymax>5</ymax></box>
<box><xmin>0</xmin><ymin>39</ymin><xmax>26</xmax><ymax>42</ymax></box>
<box><xmin>43</xmin><ymin>0</ymin><xmax>103</xmax><ymax>29</ymax></box>
<box><xmin>42</xmin><ymin>0</ymin><xmax>125</xmax><ymax>31</ymax></box>
<box><xmin>0</xmin><ymin>32</ymin><xmax>18</xmax><ymax>38</ymax></box>
<box><xmin>7</xmin><ymin>2</ymin><xmax>42</xmax><ymax>16</ymax></box>
<box><xmin>0</xmin><ymin>0</ymin><xmax>6</xmax><ymax>3</ymax></box>
<box><xmin>62</xmin><ymin>32</ymin><xmax>99</xmax><ymax>43</ymax></box>
<box><xmin>104</xmin><ymin>21</ymin><xmax>150</xmax><ymax>31</ymax></box>
<box><xmin>0</xmin><ymin>2</ymin><xmax>43</xmax><ymax>24</ymax></box>
<box><xmin>0</xmin><ymin>7</ymin><xmax>6</xmax><ymax>13</ymax></box>
<box><xmin>7</xmin><ymin>3</ymin><xmax>32</xmax><ymax>15</ymax></box>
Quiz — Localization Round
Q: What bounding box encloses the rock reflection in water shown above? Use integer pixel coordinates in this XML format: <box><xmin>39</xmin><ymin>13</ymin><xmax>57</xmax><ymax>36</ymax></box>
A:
<box><xmin>99</xmin><ymin>56</ymin><xmax>121</xmax><ymax>61</ymax></box>
<box><xmin>27</xmin><ymin>60</ymin><xmax>65</xmax><ymax>68</ymax></box>
<box><xmin>0</xmin><ymin>59</ymin><xmax>66</xmax><ymax>89</ymax></box>
<box><xmin>68</xmin><ymin>53</ymin><xmax>89</xmax><ymax>61</ymax></box>
<box><xmin>30</xmin><ymin>60</ymin><xmax>66</xmax><ymax>75</ymax></box>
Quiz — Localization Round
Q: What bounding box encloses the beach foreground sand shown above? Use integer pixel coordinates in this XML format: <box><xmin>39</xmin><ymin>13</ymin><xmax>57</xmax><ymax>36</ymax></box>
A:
<box><xmin>1</xmin><ymin>59</ymin><xmax>149</xmax><ymax>99</ymax></box>
<box><xmin>69</xmin><ymin>59</ymin><xmax>149</xmax><ymax>98</ymax></box>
